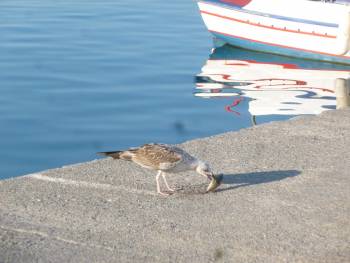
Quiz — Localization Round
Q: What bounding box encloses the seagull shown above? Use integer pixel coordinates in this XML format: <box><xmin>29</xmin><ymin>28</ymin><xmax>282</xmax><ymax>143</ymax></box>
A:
<box><xmin>97</xmin><ymin>143</ymin><xmax>217</xmax><ymax>195</ymax></box>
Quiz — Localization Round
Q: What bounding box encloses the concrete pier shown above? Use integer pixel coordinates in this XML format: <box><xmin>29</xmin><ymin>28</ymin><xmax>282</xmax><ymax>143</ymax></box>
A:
<box><xmin>1</xmin><ymin>109</ymin><xmax>350</xmax><ymax>263</ymax></box>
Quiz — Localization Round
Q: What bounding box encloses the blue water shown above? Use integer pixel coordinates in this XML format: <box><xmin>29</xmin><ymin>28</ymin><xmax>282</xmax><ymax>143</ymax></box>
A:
<box><xmin>0</xmin><ymin>0</ymin><xmax>346</xmax><ymax>179</ymax></box>
<box><xmin>0</xmin><ymin>0</ymin><xmax>225</xmax><ymax>178</ymax></box>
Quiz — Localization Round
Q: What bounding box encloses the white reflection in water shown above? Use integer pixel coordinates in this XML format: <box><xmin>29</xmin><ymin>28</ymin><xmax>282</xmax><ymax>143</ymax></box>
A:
<box><xmin>195</xmin><ymin>45</ymin><xmax>350</xmax><ymax>119</ymax></box>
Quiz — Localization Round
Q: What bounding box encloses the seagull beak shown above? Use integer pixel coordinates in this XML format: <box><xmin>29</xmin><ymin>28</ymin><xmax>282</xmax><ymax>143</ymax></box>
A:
<box><xmin>206</xmin><ymin>174</ymin><xmax>223</xmax><ymax>193</ymax></box>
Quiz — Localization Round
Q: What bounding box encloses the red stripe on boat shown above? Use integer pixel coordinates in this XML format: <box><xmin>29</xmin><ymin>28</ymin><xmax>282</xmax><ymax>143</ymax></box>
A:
<box><xmin>220</xmin><ymin>0</ymin><xmax>252</xmax><ymax>7</ymax></box>
<box><xmin>209</xmin><ymin>29</ymin><xmax>349</xmax><ymax>59</ymax></box>
<box><xmin>201</xmin><ymin>10</ymin><xmax>336</xmax><ymax>39</ymax></box>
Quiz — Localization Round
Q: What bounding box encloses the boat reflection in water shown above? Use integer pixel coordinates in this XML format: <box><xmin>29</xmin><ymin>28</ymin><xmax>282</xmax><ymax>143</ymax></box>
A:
<box><xmin>195</xmin><ymin>44</ymin><xmax>350</xmax><ymax>125</ymax></box>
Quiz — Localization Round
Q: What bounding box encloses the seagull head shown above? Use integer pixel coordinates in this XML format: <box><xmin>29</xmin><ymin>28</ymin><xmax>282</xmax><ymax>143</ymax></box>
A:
<box><xmin>196</xmin><ymin>161</ymin><xmax>214</xmax><ymax>180</ymax></box>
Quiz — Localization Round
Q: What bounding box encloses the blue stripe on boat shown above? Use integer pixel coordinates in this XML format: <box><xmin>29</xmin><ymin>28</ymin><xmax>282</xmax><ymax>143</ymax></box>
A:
<box><xmin>211</xmin><ymin>31</ymin><xmax>350</xmax><ymax>65</ymax></box>
<box><xmin>199</xmin><ymin>0</ymin><xmax>339</xmax><ymax>28</ymax></box>
<box><xmin>210</xmin><ymin>43</ymin><xmax>350</xmax><ymax>71</ymax></box>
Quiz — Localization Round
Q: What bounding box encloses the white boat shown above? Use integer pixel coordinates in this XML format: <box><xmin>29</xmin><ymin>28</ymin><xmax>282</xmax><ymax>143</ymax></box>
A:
<box><xmin>197</xmin><ymin>0</ymin><xmax>350</xmax><ymax>64</ymax></box>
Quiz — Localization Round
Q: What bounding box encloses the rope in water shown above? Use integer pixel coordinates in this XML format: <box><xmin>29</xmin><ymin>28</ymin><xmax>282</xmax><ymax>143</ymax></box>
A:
<box><xmin>225</xmin><ymin>97</ymin><xmax>243</xmax><ymax>116</ymax></box>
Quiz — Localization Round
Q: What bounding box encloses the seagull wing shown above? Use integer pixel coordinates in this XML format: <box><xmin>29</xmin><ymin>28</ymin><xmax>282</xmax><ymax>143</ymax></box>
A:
<box><xmin>131</xmin><ymin>144</ymin><xmax>183</xmax><ymax>170</ymax></box>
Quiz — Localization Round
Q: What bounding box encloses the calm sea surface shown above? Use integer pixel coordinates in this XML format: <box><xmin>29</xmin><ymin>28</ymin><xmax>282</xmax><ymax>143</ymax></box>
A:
<box><xmin>0</xmin><ymin>0</ymin><xmax>348</xmax><ymax>179</ymax></box>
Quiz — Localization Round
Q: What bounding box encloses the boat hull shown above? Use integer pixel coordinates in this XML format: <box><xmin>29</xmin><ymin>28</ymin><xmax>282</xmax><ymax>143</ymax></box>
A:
<box><xmin>211</xmin><ymin>31</ymin><xmax>350</xmax><ymax>64</ymax></box>
<box><xmin>198</xmin><ymin>0</ymin><xmax>350</xmax><ymax>64</ymax></box>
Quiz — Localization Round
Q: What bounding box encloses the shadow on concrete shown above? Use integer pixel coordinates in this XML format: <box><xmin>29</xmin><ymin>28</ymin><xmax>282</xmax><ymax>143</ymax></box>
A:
<box><xmin>217</xmin><ymin>170</ymin><xmax>300</xmax><ymax>192</ymax></box>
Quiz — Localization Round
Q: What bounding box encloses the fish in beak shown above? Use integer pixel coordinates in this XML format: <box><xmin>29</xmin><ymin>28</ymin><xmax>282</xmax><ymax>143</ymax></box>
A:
<box><xmin>206</xmin><ymin>174</ymin><xmax>223</xmax><ymax>193</ymax></box>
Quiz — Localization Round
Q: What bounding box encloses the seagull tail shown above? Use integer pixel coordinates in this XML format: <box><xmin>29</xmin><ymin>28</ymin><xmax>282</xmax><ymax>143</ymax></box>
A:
<box><xmin>97</xmin><ymin>150</ymin><xmax>123</xmax><ymax>159</ymax></box>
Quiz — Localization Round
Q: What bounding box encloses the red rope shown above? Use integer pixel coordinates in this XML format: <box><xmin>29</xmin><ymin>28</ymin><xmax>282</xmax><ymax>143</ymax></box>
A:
<box><xmin>225</xmin><ymin>97</ymin><xmax>243</xmax><ymax>116</ymax></box>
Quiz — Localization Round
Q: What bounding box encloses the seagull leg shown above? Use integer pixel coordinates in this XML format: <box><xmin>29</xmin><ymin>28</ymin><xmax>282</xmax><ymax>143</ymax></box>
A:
<box><xmin>161</xmin><ymin>172</ymin><xmax>175</xmax><ymax>192</ymax></box>
<box><xmin>156</xmin><ymin>171</ymin><xmax>170</xmax><ymax>196</ymax></box>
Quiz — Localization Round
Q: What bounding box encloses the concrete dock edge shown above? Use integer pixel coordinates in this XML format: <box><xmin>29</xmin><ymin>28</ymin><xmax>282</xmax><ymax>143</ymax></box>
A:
<box><xmin>1</xmin><ymin>109</ymin><xmax>349</xmax><ymax>262</ymax></box>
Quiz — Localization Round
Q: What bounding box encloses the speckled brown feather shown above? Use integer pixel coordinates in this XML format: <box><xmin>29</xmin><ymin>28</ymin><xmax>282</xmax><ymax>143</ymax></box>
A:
<box><xmin>130</xmin><ymin>144</ymin><xmax>182</xmax><ymax>170</ymax></box>
<box><xmin>98</xmin><ymin>144</ymin><xmax>184</xmax><ymax>170</ymax></box>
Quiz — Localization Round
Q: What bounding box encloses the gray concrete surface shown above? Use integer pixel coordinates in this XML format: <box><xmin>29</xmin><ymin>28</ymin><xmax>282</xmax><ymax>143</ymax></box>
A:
<box><xmin>1</xmin><ymin>109</ymin><xmax>350</xmax><ymax>263</ymax></box>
